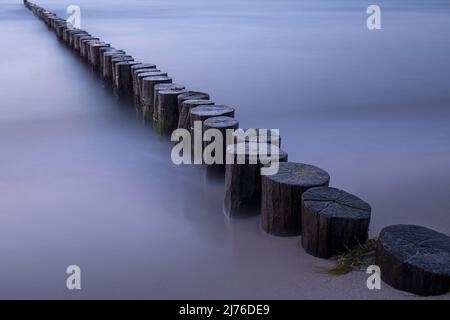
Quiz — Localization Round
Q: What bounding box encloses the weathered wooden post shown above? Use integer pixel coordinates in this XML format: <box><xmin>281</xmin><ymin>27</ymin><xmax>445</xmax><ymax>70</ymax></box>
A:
<box><xmin>261</xmin><ymin>162</ymin><xmax>330</xmax><ymax>236</ymax></box>
<box><xmin>102</xmin><ymin>52</ymin><xmax>126</xmax><ymax>79</ymax></box>
<box><xmin>44</xmin><ymin>13</ymin><xmax>52</xmax><ymax>26</ymax></box>
<box><xmin>153</xmin><ymin>83</ymin><xmax>180</xmax><ymax>114</ymax></box>
<box><xmin>63</xmin><ymin>28</ymin><xmax>71</xmax><ymax>43</ymax></box>
<box><xmin>224</xmin><ymin>142</ymin><xmax>288</xmax><ymax>218</ymax></box>
<box><xmin>83</xmin><ymin>39</ymin><xmax>98</xmax><ymax>60</ymax></box>
<box><xmin>43</xmin><ymin>12</ymin><xmax>51</xmax><ymax>25</ymax></box>
<box><xmin>54</xmin><ymin>19</ymin><xmax>64</xmax><ymax>32</ymax></box>
<box><xmin>47</xmin><ymin>14</ymin><xmax>56</xmax><ymax>26</ymax></box>
<box><xmin>156</xmin><ymin>85</ymin><xmax>186</xmax><ymax>133</ymax></box>
<box><xmin>50</xmin><ymin>16</ymin><xmax>62</xmax><ymax>30</ymax></box>
<box><xmin>75</xmin><ymin>35</ymin><xmax>93</xmax><ymax>52</ymax></box>
<box><xmin>111</xmin><ymin>55</ymin><xmax>134</xmax><ymax>82</ymax></box>
<box><xmin>55</xmin><ymin>21</ymin><xmax>67</xmax><ymax>39</ymax></box>
<box><xmin>86</xmin><ymin>41</ymin><xmax>108</xmax><ymax>65</ymax></box>
<box><xmin>140</xmin><ymin>76</ymin><xmax>172</xmax><ymax>119</ymax></box>
<box><xmin>178</xmin><ymin>99</ymin><xmax>214</xmax><ymax>130</ymax></box>
<box><xmin>46</xmin><ymin>14</ymin><xmax>55</xmax><ymax>27</ymax></box>
<box><xmin>55</xmin><ymin>24</ymin><xmax>65</xmax><ymax>39</ymax></box>
<box><xmin>47</xmin><ymin>14</ymin><xmax>58</xmax><ymax>29</ymax></box>
<box><xmin>114</xmin><ymin>61</ymin><xmax>140</xmax><ymax>92</ymax></box>
<box><xmin>376</xmin><ymin>225</ymin><xmax>450</xmax><ymax>296</ymax></box>
<box><xmin>67</xmin><ymin>29</ymin><xmax>76</xmax><ymax>45</ymax></box>
<box><xmin>190</xmin><ymin>105</ymin><xmax>235</xmax><ymax>157</ymax></box>
<box><xmin>72</xmin><ymin>32</ymin><xmax>90</xmax><ymax>50</ymax></box>
<box><xmin>64</xmin><ymin>28</ymin><xmax>81</xmax><ymax>44</ymax></box>
<box><xmin>80</xmin><ymin>38</ymin><xmax>99</xmax><ymax>59</ymax></box>
<box><xmin>99</xmin><ymin>48</ymin><xmax>123</xmax><ymax>71</ymax></box>
<box><xmin>67</xmin><ymin>29</ymin><xmax>78</xmax><ymax>45</ymax></box>
<box><xmin>177</xmin><ymin>91</ymin><xmax>210</xmax><ymax>127</ymax></box>
<box><xmin>131</xmin><ymin>63</ymin><xmax>157</xmax><ymax>96</ymax></box>
<box><xmin>68</xmin><ymin>30</ymin><xmax>87</xmax><ymax>48</ymax></box>
<box><xmin>202</xmin><ymin>116</ymin><xmax>239</xmax><ymax>175</ymax></box>
<box><xmin>136</xmin><ymin>70</ymin><xmax>166</xmax><ymax>101</ymax></box>
<box><xmin>45</xmin><ymin>13</ymin><xmax>52</xmax><ymax>26</ymax></box>
<box><xmin>301</xmin><ymin>187</ymin><xmax>371</xmax><ymax>258</ymax></box>
<box><xmin>81</xmin><ymin>39</ymin><xmax>99</xmax><ymax>59</ymax></box>
<box><xmin>190</xmin><ymin>105</ymin><xmax>235</xmax><ymax>127</ymax></box>
<box><xmin>89</xmin><ymin>43</ymin><xmax>110</xmax><ymax>68</ymax></box>
<box><xmin>132</xmin><ymin>68</ymin><xmax>159</xmax><ymax>97</ymax></box>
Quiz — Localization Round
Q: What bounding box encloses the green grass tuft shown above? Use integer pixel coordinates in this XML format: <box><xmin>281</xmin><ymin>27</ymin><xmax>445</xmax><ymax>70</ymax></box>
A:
<box><xmin>328</xmin><ymin>238</ymin><xmax>378</xmax><ymax>275</ymax></box>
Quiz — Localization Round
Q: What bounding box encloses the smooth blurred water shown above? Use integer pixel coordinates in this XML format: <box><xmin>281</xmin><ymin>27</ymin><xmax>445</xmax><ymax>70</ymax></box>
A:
<box><xmin>0</xmin><ymin>0</ymin><xmax>449</xmax><ymax>299</ymax></box>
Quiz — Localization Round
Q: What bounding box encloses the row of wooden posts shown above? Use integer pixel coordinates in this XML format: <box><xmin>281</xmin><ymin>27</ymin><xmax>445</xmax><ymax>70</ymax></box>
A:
<box><xmin>24</xmin><ymin>0</ymin><xmax>450</xmax><ymax>297</ymax></box>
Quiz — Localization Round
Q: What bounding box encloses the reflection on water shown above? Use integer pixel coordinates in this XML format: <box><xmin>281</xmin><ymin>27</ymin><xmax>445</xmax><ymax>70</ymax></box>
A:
<box><xmin>0</xmin><ymin>0</ymin><xmax>449</xmax><ymax>299</ymax></box>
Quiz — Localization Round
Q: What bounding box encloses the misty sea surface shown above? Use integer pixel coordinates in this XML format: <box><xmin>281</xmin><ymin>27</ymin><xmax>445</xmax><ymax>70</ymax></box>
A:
<box><xmin>0</xmin><ymin>0</ymin><xmax>450</xmax><ymax>299</ymax></box>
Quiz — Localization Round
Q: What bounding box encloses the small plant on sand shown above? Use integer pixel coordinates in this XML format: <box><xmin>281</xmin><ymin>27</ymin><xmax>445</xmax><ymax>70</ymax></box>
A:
<box><xmin>328</xmin><ymin>238</ymin><xmax>378</xmax><ymax>275</ymax></box>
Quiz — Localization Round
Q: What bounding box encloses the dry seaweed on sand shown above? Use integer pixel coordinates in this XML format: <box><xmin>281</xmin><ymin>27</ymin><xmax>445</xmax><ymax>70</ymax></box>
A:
<box><xmin>328</xmin><ymin>238</ymin><xmax>377</xmax><ymax>275</ymax></box>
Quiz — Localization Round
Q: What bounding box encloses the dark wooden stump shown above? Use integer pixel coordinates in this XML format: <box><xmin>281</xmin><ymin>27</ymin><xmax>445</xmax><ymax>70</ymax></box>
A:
<box><xmin>56</xmin><ymin>25</ymin><xmax>66</xmax><ymax>39</ymax></box>
<box><xmin>77</xmin><ymin>35</ymin><xmax>92</xmax><ymax>50</ymax></box>
<box><xmin>301</xmin><ymin>187</ymin><xmax>371</xmax><ymax>258</ymax></box>
<box><xmin>80</xmin><ymin>39</ymin><xmax>97</xmax><ymax>58</ymax></box>
<box><xmin>114</xmin><ymin>61</ymin><xmax>140</xmax><ymax>92</ymax></box>
<box><xmin>178</xmin><ymin>99</ymin><xmax>214</xmax><ymax>130</ymax></box>
<box><xmin>89</xmin><ymin>43</ymin><xmax>110</xmax><ymax>69</ymax></box>
<box><xmin>48</xmin><ymin>16</ymin><xmax>55</xmax><ymax>28</ymax></box>
<box><xmin>45</xmin><ymin>14</ymin><xmax>55</xmax><ymax>27</ymax></box>
<box><xmin>65</xmin><ymin>29</ymin><xmax>76</xmax><ymax>43</ymax></box>
<box><xmin>67</xmin><ymin>30</ymin><xmax>82</xmax><ymax>44</ymax></box>
<box><xmin>63</xmin><ymin>28</ymin><xmax>71</xmax><ymax>42</ymax></box>
<box><xmin>55</xmin><ymin>23</ymin><xmax>67</xmax><ymax>39</ymax></box>
<box><xmin>136</xmin><ymin>70</ymin><xmax>166</xmax><ymax>101</ymax></box>
<box><xmin>80</xmin><ymin>38</ymin><xmax>99</xmax><ymax>58</ymax></box>
<box><xmin>55</xmin><ymin>19</ymin><xmax>67</xmax><ymax>40</ymax></box>
<box><xmin>69</xmin><ymin>30</ymin><xmax>88</xmax><ymax>48</ymax></box>
<box><xmin>141</xmin><ymin>76</ymin><xmax>172</xmax><ymax>119</ymax></box>
<box><xmin>202</xmin><ymin>116</ymin><xmax>239</xmax><ymax>175</ymax></box>
<box><xmin>45</xmin><ymin>13</ymin><xmax>56</xmax><ymax>27</ymax></box>
<box><xmin>86</xmin><ymin>41</ymin><xmax>108</xmax><ymax>65</ymax></box>
<box><xmin>50</xmin><ymin>16</ymin><xmax>63</xmax><ymax>31</ymax></box>
<box><xmin>102</xmin><ymin>52</ymin><xmax>126</xmax><ymax>79</ymax></box>
<box><xmin>190</xmin><ymin>105</ymin><xmax>235</xmax><ymax>162</ymax></box>
<box><xmin>131</xmin><ymin>63</ymin><xmax>157</xmax><ymax>74</ymax></box>
<box><xmin>99</xmin><ymin>48</ymin><xmax>123</xmax><ymax>71</ymax></box>
<box><xmin>68</xmin><ymin>30</ymin><xmax>86</xmax><ymax>46</ymax></box>
<box><xmin>261</xmin><ymin>162</ymin><xmax>330</xmax><ymax>236</ymax></box>
<box><xmin>190</xmin><ymin>105</ymin><xmax>235</xmax><ymax>129</ymax></box>
<box><xmin>131</xmin><ymin>64</ymin><xmax>157</xmax><ymax>96</ymax></box>
<box><xmin>133</xmin><ymin>69</ymin><xmax>160</xmax><ymax>97</ymax></box>
<box><xmin>63</xmin><ymin>29</ymin><xmax>72</xmax><ymax>43</ymax></box>
<box><xmin>53</xmin><ymin>18</ymin><xmax>63</xmax><ymax>30</ymax></box>
<box><xmin>376</xmin><ymin>224</ymin><xmax>450</xmax><ymax>296</ymax></box>
<box><xmin>73</xmin><ymin>33</ymin><xmax>90</xmax><ymax>51</ymax></box>
<box><xmin>156</xmin><ymin>86</ymin><xmax>187</xmax><ymax>133</ymax></box>
<box><xmin>53</xmin><ymin>19</ymin><xmax>64</xmax><ymax>32</ymax></box>
<box><xmin>111</xmin><ymin>55</ymin><xmax>134</xmax><ymax>82</ymax></box>
<box><xmin>153</xmin><ymin>83</ymin><xmax>182</xmax><ymax>118</ymax></box>
<box><xmin>75</xmin><ymin>35</ymin><xmax>92</xmax><ymax>51</ymax></box>
<box><xmin>65</xmin><ymin>28</ymin><xmax>82</xmax><ymax>44</ymax></box>
<box><xmin>177</xmin><ymin>91</ymin><xmax>210</xmax><ymax>126</ymax></box>
<box><xmin>224</xmin><ymin>142</ymin><xmax>288</xmax><ymax>218</ymax></box>
<box><xmin>233</xmin><ymin>128</ymin><xmax>281</xmax><ymax>147</ymax></box>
